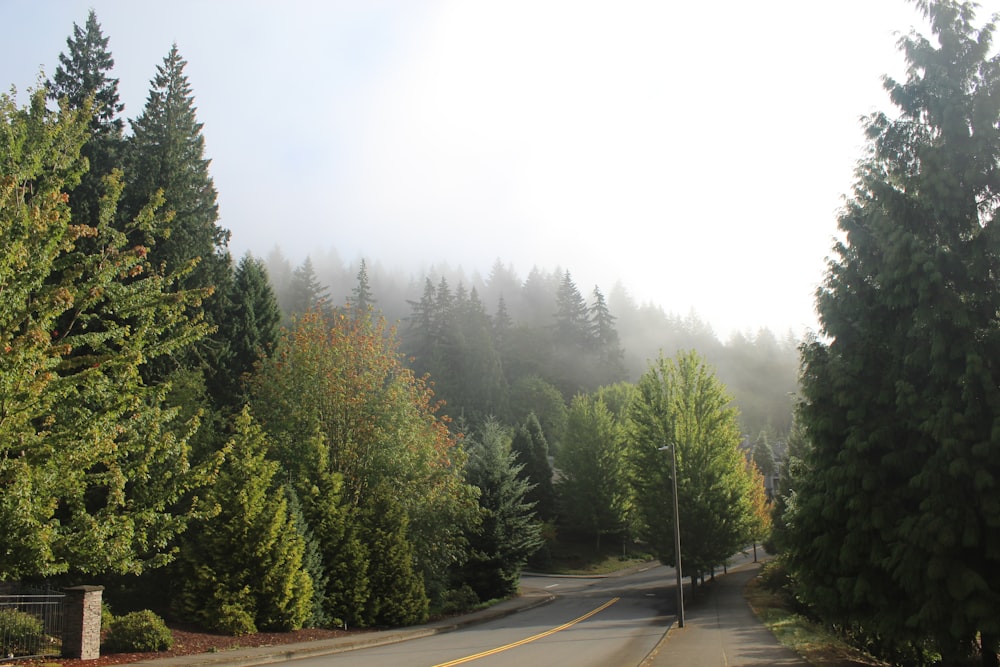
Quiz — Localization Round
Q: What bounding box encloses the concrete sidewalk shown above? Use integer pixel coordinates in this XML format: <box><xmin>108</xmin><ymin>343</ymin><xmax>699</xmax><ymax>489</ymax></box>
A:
<box><xmin>642</xmin><ymin>557</ymin><xmax>807</xmax><ymax>666</ymax></box>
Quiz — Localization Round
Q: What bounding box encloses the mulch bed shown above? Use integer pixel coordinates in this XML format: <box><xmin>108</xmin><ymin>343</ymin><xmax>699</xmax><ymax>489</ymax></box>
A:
<box><xmin>22</xmin><ymin>625</ymin><xmax>362</xmax><ymax>667</ymax></box>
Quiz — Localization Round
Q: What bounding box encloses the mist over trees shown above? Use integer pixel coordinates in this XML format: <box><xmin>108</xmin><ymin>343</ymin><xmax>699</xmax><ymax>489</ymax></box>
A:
<box><xmin>263</xmin><ymin>248</ymin><xmax>801</xmax><ymax>441</ymax></box>
<box><xmin>3</xmin><ymin>5</ymin><xmax>794</xmax><ymax>646</ymax></box>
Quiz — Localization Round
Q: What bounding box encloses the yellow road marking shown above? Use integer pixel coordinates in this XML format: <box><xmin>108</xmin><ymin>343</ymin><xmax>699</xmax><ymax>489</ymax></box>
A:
<box><xmin>432</xmin><ymin>597</ymin><xmax>621</xmax><ymax>667</ymax></box>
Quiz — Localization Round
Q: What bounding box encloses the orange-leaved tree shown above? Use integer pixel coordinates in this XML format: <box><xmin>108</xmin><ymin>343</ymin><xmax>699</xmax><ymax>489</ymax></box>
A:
<box><xmin>252</xmin><ymin>306</ymin><xmax>477</xmax><ymax>626</ymax></box>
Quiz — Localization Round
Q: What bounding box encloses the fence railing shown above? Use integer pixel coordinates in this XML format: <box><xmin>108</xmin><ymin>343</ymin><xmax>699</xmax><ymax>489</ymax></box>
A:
<box><xmin>0</xmin><ymin>590</ymin><xmax>65</xmax><ymax>661</ymax></box>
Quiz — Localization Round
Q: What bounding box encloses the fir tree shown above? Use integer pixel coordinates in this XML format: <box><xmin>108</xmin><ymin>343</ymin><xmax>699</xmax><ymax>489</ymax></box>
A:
<box><xmin>211</xmin><ymin>254</ymin><xmax>281</xmax><ymax>410</ymax></box>
<box><xmin>124</xmin><ymin>43</ymin><xmax>231</xmax><ymax>385</ymax></box>
<box><xmin>348</xmin><ymin>258</ymin><xmax>376</xmax><ymax>315</ymax></box>
<box><xmin>46</xmin><ymin>10</ymin><xmax>125</xmax><ymax>232</ymax></box>
<box><xmin>554</xmin><ymin>270</ymin><xmax>591</xmax><ymax>348</ymax></box>
<box><xmin>510</xmin><ymin>413</ymin><xmax>556</xmax><ymax>521</ymax></box>
<box><xmin>589</xmin><ymin>286</ymin><xmax>626</xmax><ymax>385</ymax></box>
<box><xmin>459</xmin><ymin>419</ymin><xmax>543</xmax><ymax>601</ymax></box>
<box><xmin>125</xmin><ymin>43</ymin><xmax>230</xmax><ymax>292</ymax></box>
<box><xmin>360</xmin><ymin>487</ymin><xmax>429</xmax><ymax>627</ymax></box>
<box><xmin>285</xmin><ymin>257</ymin><xmax>329</xmax><ymax>319</ymax></box>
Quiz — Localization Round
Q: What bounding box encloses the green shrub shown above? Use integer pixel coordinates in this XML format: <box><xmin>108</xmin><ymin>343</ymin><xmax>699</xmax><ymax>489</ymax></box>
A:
<box><xmin>214</xmin><ymin>603</ymin><xmax>257</xmax><ymax>637</ymax></box>
<box><xmin>435</xmin><ymin>585</ymin><xmax>480</xmax><ymax>616</ymax></box>
<box><xmin>102</xmin><ymin>610</ymin><xmax>174</xmax><ymax>653</ymax></box>
<box><xmin>100</xmin><ymin>602</ymin><xmax>115</xmax><ymax>630</ymax></box>
<box><xmin>0</xmin><ymin>608</ymin><xmax>44</xmax><ymax>657</ymax></box>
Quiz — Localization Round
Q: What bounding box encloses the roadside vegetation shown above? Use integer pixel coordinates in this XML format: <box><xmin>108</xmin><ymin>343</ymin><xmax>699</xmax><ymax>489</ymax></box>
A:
<box><xmin>745</xmin><ymin>561</ymin><xmax>888</xmax><ymax>667</ymax></box>
<box><xmin>7</xmin><ymin>3</ymin><xmax>1000</xmax><ymax>666</ymax></box>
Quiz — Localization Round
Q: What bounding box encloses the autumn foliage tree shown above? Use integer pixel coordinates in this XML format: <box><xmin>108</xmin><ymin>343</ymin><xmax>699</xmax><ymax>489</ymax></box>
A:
<box><xmin>251</xmin><ymin>307</ymin><xmax>477</xmax><ymax>626</ymax></box>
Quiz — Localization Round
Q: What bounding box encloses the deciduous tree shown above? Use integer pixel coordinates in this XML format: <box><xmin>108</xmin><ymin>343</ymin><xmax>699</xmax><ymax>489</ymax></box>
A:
<box><xmin>0</xmin><ymin>89</ymin><xmax>214</xmax><ymax>579</ymax></box>
<box><xmin>557</xmin><ymin>394</ymin><xmax>630</xmax><ymax>549</ymax></box>
<box><xmin>628</xmin><ymin>351</ymin><xmax>756</xmax><ymax>585</ymax></box>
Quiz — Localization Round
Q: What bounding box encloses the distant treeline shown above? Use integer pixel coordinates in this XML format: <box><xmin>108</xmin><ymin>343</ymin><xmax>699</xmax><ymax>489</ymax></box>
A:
<box><xmin>264</xmin><ymin>249</ymin><xmax>801</xmax><ymax>443</ymax></box>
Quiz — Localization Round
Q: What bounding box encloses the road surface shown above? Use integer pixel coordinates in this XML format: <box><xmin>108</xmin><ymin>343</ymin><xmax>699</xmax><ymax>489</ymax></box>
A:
<box><xmin>287</xmin><ymin>562</ymin><xmax>679</xmax><ymax>667</ymax></box>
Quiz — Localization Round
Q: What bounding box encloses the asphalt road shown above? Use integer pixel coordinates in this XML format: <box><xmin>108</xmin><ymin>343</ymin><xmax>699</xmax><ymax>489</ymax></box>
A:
<box><xmin>286</xmin><ymin>564</ymin><xmax>677</xmax><ymax>667</ymax></box>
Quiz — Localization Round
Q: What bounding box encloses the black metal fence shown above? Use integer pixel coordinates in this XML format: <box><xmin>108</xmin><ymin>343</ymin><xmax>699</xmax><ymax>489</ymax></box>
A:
<box><xmin>0</xmin><ymin>588</ymin><xmax>65</xmax><ymax>661</ymax></box>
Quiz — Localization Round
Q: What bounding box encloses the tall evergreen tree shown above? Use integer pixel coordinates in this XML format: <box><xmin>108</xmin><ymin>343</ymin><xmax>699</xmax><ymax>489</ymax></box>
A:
<box><xmin>46</xmin><ymin>10</ymin><xmax>125</xmax><ymax>232</ymax></box>
<box><xmin>554</xmin><ymin>270</ymin><xmax>592</xmax><ymax>348</ymax></box>
<box><xmin>124</xmin><ymin>43</ymin><xmax>231</xmax><ymax>386</ymax></box>
<box><xmin>285</xmin><ymin>257</ymin><xmax>329</xmax><ymax>319</ymax></box>
<box><xmin>211</xmin><ymin>254</ymin><xmax>281</xmax><ymax>410</ymax></box>
<box><xmin>176</xmin><ymin>409</ymin><xmax>313</xmax><ymax>634</ymax></box>
<box><xmin>459</xmin><ymin>419</ymin><xmax>543</xmax><ymax>601</ymax></box>
<box><xmin>751</xmin><ymin>430</ymin><xmax>776</xmax><ymax>495</ymax></box>
<box><xmin>348</xmin><ymin>258</ymin><xmax>376</xmax><ymax>315</ymax></box>
<box><xmin>589</xmin><ymin>286</ymin><xmax>626</xmax><ymax>386</ymax></box>
<box><xmin>510</xmin><ymin>413</ymin><xmax>556</xmax><ymax>521</ymax></box>
<box><xmin>125</xmin><ymin>43</ymin><xmax>230</xmax><ymax>293</ymax></box>
<box><xmin>359</xmin><ymin>486</ymin><xmax>429</xmax><ymax>627</ymax></box>
<box><xmin>788</xmin><ymin>3</ymin><xmax>1000</xmax><ymax>664</ymax></box>
<box><xmin>557</xmin><ymin>394</ymin><xmax>631</xmax><ymax>549</ymax></box>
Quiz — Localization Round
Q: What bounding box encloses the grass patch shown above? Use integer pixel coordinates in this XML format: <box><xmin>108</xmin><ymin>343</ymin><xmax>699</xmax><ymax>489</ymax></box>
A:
<box><xmin>745</xmin><ymin>562</ymin><xmax>887</xmax><ymax>667</ymax></box>
<box><xmin>538</xmin><ymin>534</ymin><xmax>652</xmax><ymax>575</ymax></box>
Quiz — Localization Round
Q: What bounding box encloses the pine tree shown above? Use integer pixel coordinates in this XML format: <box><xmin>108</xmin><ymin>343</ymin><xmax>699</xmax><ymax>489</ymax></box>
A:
<box><xmin>360</xmin><ymin>487</ymin><xmax>429</xmax><ymax>627</ymax></box>
<box><xmin>348</xmin><ymin>258</ymin><xmax>376</xmax><ymax>315</ymax></box>
<box><xmin>554</xmin><ymin>270</ymin><xmax>591</xmax><ymax>348</ymax></box>
<box><xmin>750</xmin><ymin>431</ymin><xmax>776</xmax><ymax>495</ymax></box>
<box><xmin>788</xmin><ymin>3</ymin><xmax>1000</xmax><ymax>663</ymax></box>
<box><xmin>211</xmin><ymin>254</ymin><xmax>281</xmax><ymax>410</ymax></box>
<box><xmin>124</xmin><ymin>43</ymin><xmax>231</xmax><ymax>386</ymax></box>
<box><xmin>768</xmin><ymin>419</ymin><xmax>808</xmax><ymax>554</ymax></box>
<box><xmin>589</xmin><ymin>286</ymin><xmax>626</xmax><ymax>386</ymax></box>
<box><xmin>285</xmin><ymin>257</ymin><xmax>330</xmax><ymax>318</ymax></box>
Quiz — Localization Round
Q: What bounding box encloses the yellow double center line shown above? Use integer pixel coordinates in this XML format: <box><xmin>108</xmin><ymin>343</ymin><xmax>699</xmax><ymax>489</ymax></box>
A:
<box><xmin>432</xmin><ymin>597</ymin><xmax>621</xmax><ymax>667</ymax></box>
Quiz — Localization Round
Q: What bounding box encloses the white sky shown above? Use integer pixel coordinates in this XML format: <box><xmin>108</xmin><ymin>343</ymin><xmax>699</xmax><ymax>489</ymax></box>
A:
<box><xmin>6</xmin><ymin>0</ymin><xmax>998</xmax><ymax>336</ymax></box>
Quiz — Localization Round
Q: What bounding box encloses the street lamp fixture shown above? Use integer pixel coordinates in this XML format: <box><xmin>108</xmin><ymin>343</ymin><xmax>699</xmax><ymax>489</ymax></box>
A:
<box><xmin>658</xmin><ymin>444</ymin><xmax>685</xmax><ymax>628</ymax></box>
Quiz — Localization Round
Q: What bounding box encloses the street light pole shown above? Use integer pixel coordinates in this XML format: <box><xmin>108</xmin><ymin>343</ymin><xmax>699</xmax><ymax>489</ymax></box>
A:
<box><xmin>659</xmin><ymin>444</ymin><xmax>685</xmax><ymax>628</ymax></box>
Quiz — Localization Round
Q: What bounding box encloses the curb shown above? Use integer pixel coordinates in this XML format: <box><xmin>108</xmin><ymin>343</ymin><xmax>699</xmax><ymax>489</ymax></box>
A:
<box><xmin>118</xmin><ymin>590</ymin><xmax>556</xmax><ymax>667</ymax></box>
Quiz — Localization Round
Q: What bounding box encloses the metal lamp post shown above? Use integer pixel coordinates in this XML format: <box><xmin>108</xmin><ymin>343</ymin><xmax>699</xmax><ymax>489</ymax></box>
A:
<box><xmin>658</xmin><ymin>444</ymin><xmax>685</xmax><ymax>628</ymax></box>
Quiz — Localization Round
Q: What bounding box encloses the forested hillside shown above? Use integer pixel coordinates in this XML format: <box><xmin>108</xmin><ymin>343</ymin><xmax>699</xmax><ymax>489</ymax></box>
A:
<box><xmin>1</xmin><ymin>8</ymin><xmax>787</xmax><ymax>640</ymax></box>
<box><xmin>264</xmin><ymin>250</ymin><xmax>801</xmax><ymax>442</ymax></box>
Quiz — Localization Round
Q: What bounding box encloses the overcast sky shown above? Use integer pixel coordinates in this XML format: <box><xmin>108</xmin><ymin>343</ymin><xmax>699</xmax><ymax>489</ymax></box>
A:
<box><xmin>6</xmin><ymin>1</ymin><xmax>998</xmax><ymax>336</ymax></box>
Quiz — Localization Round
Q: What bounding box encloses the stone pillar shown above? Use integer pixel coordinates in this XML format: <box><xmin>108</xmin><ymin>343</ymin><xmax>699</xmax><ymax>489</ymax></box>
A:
<box><xmin>62</xmin><ymin>585</ymin><xmax>103</xmax><ymax>660</ymax></box>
